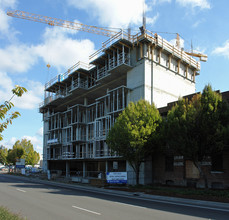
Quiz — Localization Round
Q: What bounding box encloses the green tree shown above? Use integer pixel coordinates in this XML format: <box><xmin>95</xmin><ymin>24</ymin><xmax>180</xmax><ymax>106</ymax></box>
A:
<box><xmin>0</xmin><ymin>145</ymin><xmax>8</xmax><ymax>165</ymax></box>
<box><xmin>0</xmin><ymin>85</ymin><xmax>27</xmax><ymax>141</ymax></box>
<box><xmin>13</xmin><ymin>139</ymin><xmax>40</xmax><ymax>166</ymax></box>
<box><xmin>166</xmin><ymin>85</ymin><xmax>228</xmax><ymax>188</ymax></box>
<box><xmin>106</xmin><ymin>100</ymin><xmax>162</xmax><ymax>185</ymax></box>
<box><xmin>7</xmin><ymin>146</ymin><xmax>25</xmax><ymax>165</ymax></box>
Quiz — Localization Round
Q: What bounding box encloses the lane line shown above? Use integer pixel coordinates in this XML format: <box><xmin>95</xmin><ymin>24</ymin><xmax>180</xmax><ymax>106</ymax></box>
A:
<box><xmin>72</xmin><ymin>205</ymin><xmax>101</xmax><ymax>215</ymax></box>
<box><xmin>16</xmin><ymin>189</ymin><xmax>26</xmax><ymax>193</ymax></box>
<box><xmin>115</xmin><ymin>202</ymin><xmax>147</xmax><ymax>209</ymax></box>
<box><xmin>6</xmin><ymin>175</ymin><xmax>229</xmax><ymax>213</ymax></box>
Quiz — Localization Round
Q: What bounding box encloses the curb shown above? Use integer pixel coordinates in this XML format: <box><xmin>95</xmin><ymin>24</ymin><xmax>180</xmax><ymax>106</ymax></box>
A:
<box><xmin>5</xmin><ymin>174</ymin><xmax>229</xmax><ymax>211</ymax></box>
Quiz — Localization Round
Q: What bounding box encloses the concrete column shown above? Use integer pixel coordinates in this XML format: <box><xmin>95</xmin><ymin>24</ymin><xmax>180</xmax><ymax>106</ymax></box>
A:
<box><xmin>158</xmin><ymin>49</ymin><xmax>162</xmax><ymax>64</ymax></box>
<box><xmin>122</xmin><ymin>44</ymin><xmax>125</xmax><ymax>64</ymax></box>
<box><xmin>113</xmin><ymin>92</ymin><xmax>115</xmax><ymax>112</ymax></box>
<box><xmin>117</xmin><ymin>48</ymin><xmax>119</xmax><ymax>66</ymax></box>
<box><xmin>122</xmin><ymin>87</ymin><xmax>125</xmax><ymax>109</ymax></box>
<box><xmin>53</xmin><ymin>148</ymin><xmax>55</xmax><ymax>159</ymax></box>
<box><xmin>85</xmin><ymin>143</ymin><xmax>88</xmax><ymax>158</ymax></box>
<box><xmin>151</xmin><ymin>45</ymin><xmax>155</xmax><ymax>61</ymax></box>
<box><xmin>93</xmin><ymin>141</ymin><xmax>96</xmax><ymax>157</ymax></box>
<box><xmin>128</xmin><ymin>48</ymin><xmax>131</xmax><ymax>65</ymax></box>
<box><xmin>148</xmin><ymin>44</ymin><xmax>150</xmax><ymax>59</ymax></box>
<box><xmin>193</xmin><ymin>70</ymin><xmax>196</xmax><ymax>82</ymax></box>
<box><xmin>177</xmin><ymin>60</ymin><xmax>181</xmax><ymax>74</ymax></box>
<box><xmin>117</xmin><ymin>90</ymin><xmax>119</xmax><ymax>110</ymax></box>
<box><xmin>66</xmin><ymin>161</ymin><xmax>70</xmax><ymax>178</ymax></box>
<box><xmin>71</xmin><ymin>76</ymin><xmax>74</xmax><ymax>90</ymax></box>
<box><xmin>143</xmin><ymin>43</ymin><xmax>148</xmax><ymax>57</ymax></box>
<box><xmin>106</xmin><ymin>160</ymin><xmax>108</xmax><ymax>173</ymax></box>
<box><xmin>108</xmin><ymin>54</ymin><xmax>110</xmax><ymax>69</ymax></box>
<box><xmin>84</xmin><ymin>97</ymin><xmax>88</xmax><ymax>106</ymax></box>
<box><xmin>78</xmin><ymin>73</ymin><xmax>80</xmax><ymax>87</ymax></box>
<box><xmin>83</xmin><ymin>161</ymin><xmax>86</xmax><ymax>178</ymax></box>
<box><xmin>186</xmin><ymin>65</ymin><xmax>189</xmax><ymax>79</ymax></box>
<box><xmin>140</xmin><ymin>43</ymin><xmax>143</xmax><ymax>59</ymax></box>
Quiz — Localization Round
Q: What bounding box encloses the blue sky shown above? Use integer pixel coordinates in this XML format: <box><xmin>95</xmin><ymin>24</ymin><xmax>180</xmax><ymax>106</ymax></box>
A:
<box><xmin>0</xmin><ymin>0</ymin><xmax>229</xmax><ymax>156</ymax></box>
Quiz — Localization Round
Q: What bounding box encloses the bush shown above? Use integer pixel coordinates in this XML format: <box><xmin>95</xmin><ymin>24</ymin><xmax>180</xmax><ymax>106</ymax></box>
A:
<box><xmin>0</xmin><ymin>206</ymin><xmax>24</xmax><ymax>220</ymax></box>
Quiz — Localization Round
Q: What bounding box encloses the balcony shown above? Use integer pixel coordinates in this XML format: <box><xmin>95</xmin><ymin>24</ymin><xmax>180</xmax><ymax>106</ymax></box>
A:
<box><xmin>96</xmin><ymin>52</ymin><xmax>132</xmax><ymax>84</ymax></box>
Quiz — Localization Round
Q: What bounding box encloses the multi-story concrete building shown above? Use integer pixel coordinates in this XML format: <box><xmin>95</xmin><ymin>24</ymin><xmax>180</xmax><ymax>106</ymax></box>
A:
<box><xmin>39</xmin><ymin>30</ymin><xmax>201</xmax><ymax>184</ymax></box>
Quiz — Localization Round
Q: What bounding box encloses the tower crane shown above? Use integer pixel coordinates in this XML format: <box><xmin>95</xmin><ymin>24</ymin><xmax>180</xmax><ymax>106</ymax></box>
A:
<box><xmin>7</xmin><ymin>10</ymin><xmax>207</xmax><ymax>62</ymax></box>
<box><xmin>7</xmin><ymin>10</ymin><xmax>119</xmax><ymax>37</ymax></box>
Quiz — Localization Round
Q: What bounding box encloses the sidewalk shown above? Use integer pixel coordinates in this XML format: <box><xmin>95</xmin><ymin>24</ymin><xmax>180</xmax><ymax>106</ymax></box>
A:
<box><xmin>9</xmin><ymin>174</ymin><xmax>229</xmax><ymax>211</ymax></box>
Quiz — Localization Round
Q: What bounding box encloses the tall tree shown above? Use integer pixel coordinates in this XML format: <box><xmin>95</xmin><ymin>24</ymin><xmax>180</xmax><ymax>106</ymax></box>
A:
<box><xmin>13</xmin><ymin>139</ymin><xmax>40</xmax><ymax>166</ymax></box>
<box><xmin>7</xmin><ymin>146</ymin><xmax>25</xmax><ymax>165</ymax></box>
<box><xmin>0</xmin><ymin>85</ymin><xmax>27</xmax><ymax>141</ymax></box>
<box><xmin>106</xmin><ymin>100</ymin><xmax>162</xmax><ymax>185</ymax></box>
<box><xmin>166</xmin><ymin>85</ymin><xmax>228</xmax><ymax>188</ymax></box>
<box><xmin>0</xmin><ymin>145</ymin><xmax>8</xmax><ymax>165</ymax></box>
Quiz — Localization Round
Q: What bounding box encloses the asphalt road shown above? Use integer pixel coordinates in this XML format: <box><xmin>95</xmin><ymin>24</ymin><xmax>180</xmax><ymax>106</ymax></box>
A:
<box><xmin>0</xmin><ymin>173</ymin><xmax>228</xmax><ymax>220</ymax></box>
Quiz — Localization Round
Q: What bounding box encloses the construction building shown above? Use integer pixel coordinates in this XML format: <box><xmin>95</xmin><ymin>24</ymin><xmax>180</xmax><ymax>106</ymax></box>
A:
<box><xmin>39</xmin><ymin>29</ymin><xmax>201</xmax><ymax>184</ymax></box>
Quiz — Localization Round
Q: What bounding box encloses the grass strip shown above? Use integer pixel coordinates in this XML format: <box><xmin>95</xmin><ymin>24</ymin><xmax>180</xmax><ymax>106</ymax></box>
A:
<box><xmin>0</xmin><ymin>206</ymin><xmax>25</xmax><ymax>220</ymax></box>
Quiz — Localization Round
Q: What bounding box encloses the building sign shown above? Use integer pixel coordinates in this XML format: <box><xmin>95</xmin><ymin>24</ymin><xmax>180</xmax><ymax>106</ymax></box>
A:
<box><xmin>106</xmin><ymin>172</ymin><xmax>127</xmax><ymax>184</ymax></box>
<box><xmin>16</xmin><ymin>159</ymin><xmax>25</xmax><ymax>169</ymax></box>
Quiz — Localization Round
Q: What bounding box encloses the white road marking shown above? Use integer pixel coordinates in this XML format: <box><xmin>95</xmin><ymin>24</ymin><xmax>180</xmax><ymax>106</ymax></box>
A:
<box><xmin>72</xmin><ymin>205</ymin><xmax>101</xmax><ymax>215</ymax></box>
<box><xmin>115</xmin><ymin>202</ymin><xmax>147</xmax><ymax>209</ymax></box>
<box><xmin>16</xmin><ymin>188</ymin><xmax>26</xmax><ymax>193</ymax></box>
<box><xmin>67</xmin><ymin>187</ymin><xmax>229</xmax><ymax>213</ymax></box>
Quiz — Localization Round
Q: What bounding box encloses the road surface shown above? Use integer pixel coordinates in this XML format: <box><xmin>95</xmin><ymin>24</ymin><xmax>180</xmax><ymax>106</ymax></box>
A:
<box><xmin>0</xmin><ymin>173</ymin><xmax>228</xmax><ymax>220</ymax></box>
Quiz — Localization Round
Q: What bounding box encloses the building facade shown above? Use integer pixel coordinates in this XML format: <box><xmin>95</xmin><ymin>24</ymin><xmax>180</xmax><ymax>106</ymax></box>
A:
<box><xmin>39</xmin><ymin>30</ymin><xmax>200</xmax><ymax>184</ymax></box>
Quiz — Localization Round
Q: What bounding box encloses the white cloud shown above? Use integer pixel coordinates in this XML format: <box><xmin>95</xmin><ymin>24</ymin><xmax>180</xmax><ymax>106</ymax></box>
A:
<box><xmin>170</xmin><ymin>37</ymin><xmax>185</xmax><ymax>49</ymax></box>
<box><xmin>67</xmin><ymin>0</ymin><xmax>148</xmax><ymax>28</ymax></box>
<box><xmin>13</xmin><ymin>80</ymin><xmax>44</xmax><ymax>110</ymax></box>
<box><xmin>146</xmin><ymin>13</ymin><xmax>159</xmax><ymax>26</ymax></box>
<box><xmin>0</xmin><ymin>25</ymin><xmax>95</xmax><ymax>74</ymax></box>
<box><xmin>0</xmin><ymin>0</ymin><xmax>17</xmax><ymax>37</ymax></box>
<box><xmin>0</xmin><ymin>44</ymin><xmax>37</xmax><ymax>74</ymax></box>
<box><xmin>212</xmin><ymin>40</ymin><xmax>229</xmax><ymax>59</ymax></box>
<box><xmin>192</xmin><ymin>19</ymin><xmax>204</xmax><ymax>28</ymax></box>
<box><xmin>152</xmin><ymin>0</ymin><xmax>171</xmax><ymax>4</ymax></box>
<box><xmin>1</xmin><ymin>137</ymin><xmax>17</xmax><ymax>149</ymax></box>
<box><xmin>176</xmin><ymin>0</ymin><xmax>210</xmax><ymax>9</ymax></box>
<box><xmin>0</xmin><ymin>0</ymin><xmax>17</xmax><ymax>8</ymax></box>
<box><xmin>36</xmin><ymin>127</ymin><xmax>43</xmax><ymax>137</ymax></box>
<box><xmin>0</xmin><ymin>72</ymin><xmax>43</xmax><ymax>110</ymax></box>
<box><xmin>34</xmin><ymin>26</ymin><xmax>95</xmax><ymax>72</ymax></box>
<box><xmin>0</xmin><ymin>8</ymin><xmax>10</xmax><ymax>33</ymax></box>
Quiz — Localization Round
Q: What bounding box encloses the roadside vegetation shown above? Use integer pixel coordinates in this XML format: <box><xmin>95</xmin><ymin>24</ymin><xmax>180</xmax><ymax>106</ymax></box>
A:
<box><xmin>107</xmin><ymin>99</ymin><xmax>162</xmax><ymax>185</ymax></box>
<box><xmin>108</xmin><ymin>185</ymin><xmax>229</xmax><ymax>203</ymax></box>
<box><xmin>0</xmin><ymin>206</ymin><xmax>25</xmax><ymax>220</ymax></box>
<box><xmin>107</xmin><ymin>84</ymin><xmax>229</xmax><ymax>188</ymax></box>
<box><xmin>0</xmin><ymin>139</ymin><xmax>40</xmax><ymax>167</ymax></box>
<box><xmin>0</xmin><ymin>85</ymin><xmax>40</xmax><ymax>167</ymax></box>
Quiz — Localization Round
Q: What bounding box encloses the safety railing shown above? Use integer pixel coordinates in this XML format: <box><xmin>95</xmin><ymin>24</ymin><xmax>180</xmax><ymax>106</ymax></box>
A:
<box><xmin>44</xmin><ymin>61</ymin><xmax>94</xmax><ymax>91</ymax></box>
<box><xmin>97</xmin><ymin>66</ymin><xmax>108</xmax><ymax>80</ymax></box>
<box><xmin>40</xmin><ymin>92</ymin><xmax>65</xmax><ymax>107</ymax></box>
<box><xmin>45</xmin><ymin>75</ymin><xmax>60</xmax><ymax>90</ymax></box>
<box><xmin>95</xmin><ymin>149</ymin><xmax>118</xmax><ymax>157</ymax></box>
<box><xmin>97</xmin><ymin>52</ymin><xmax>130</xmax><ymax>81</ymax></box>
<box><xmin>132</xmin><ymin>30</ymin><xmax>200</xmax><ymax>70</ymax></box>
<box><xmin>61</xmin><ymin>152</ymin><xmax>75</xmax><ymax>159</ymax></box>
<box><xmin>90</xmin><ymin>30</ymin><xmax>130</xmax><ymax>60</ymax></box>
